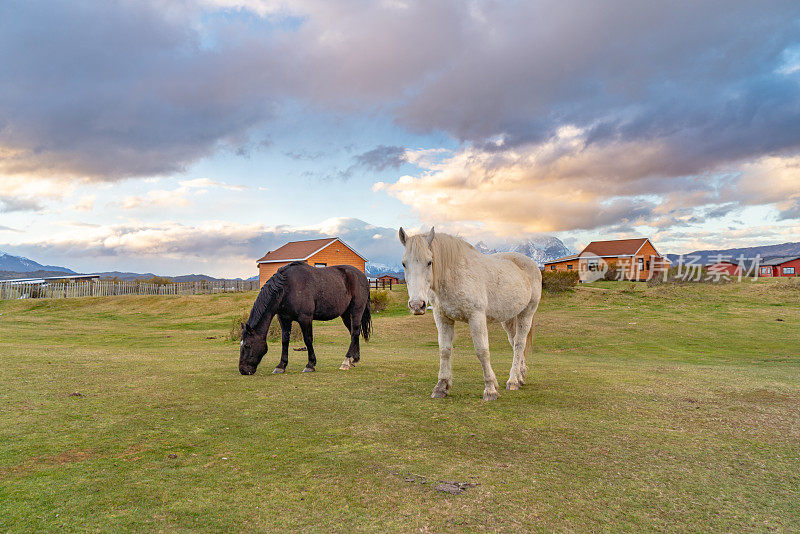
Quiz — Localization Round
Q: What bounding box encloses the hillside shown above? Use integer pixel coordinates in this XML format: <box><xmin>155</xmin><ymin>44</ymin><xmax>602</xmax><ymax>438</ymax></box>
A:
<box><xmin>667</xmin><ymin>241</ymin><xmax>800</xmax><ymax>264</ymax></box>
<box><xmin>0</xmin><ymin>251</ymin><xmax>75</xmax><ymax>274</ymax></box>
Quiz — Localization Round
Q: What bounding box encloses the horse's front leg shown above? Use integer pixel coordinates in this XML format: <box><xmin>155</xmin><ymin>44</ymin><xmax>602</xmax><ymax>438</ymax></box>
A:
<box><xmin>273</xmin><ymin>315</ymin><xmax>292</xmax><ymax>374</ymax></box>
<box><xmin>298</xmin><ymin>316</ymin><xmax>316</xmax><ymax>372</ymax></box>
<box><xmin>432</xmin><ymin>309</ymin><xmax>455</xmax><ymax>398</ymax></box>
<box><xmin>469</xmin><ymin>313</ymin><xmax>499</xmax><ymax>401</ymax></box>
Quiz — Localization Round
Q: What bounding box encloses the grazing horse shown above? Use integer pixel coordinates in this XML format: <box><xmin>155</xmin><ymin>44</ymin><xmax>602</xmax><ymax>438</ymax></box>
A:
<box><xmin>239</xmin><ymin>261</ymin><xmax>371</xmax><ymax>375</ymax></box>
<box><xmin>399</xmin><ymin>227</ymin><xmax>542</xmax><ymax>401</ymax></box>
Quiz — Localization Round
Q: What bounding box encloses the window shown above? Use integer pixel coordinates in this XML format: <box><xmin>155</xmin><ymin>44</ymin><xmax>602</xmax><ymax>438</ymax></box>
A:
<box><xmin>314</xmin><ymin>263</ymin><xmax>327</xmax><ymax>268</ymax></box>
<box><xmin>567</xmin><ymin>264</ymin><xmax>573</xmax><ymax>270</ymax></box>
<box><xmin>783</xmin><ymin>267</ymin><xmax>796</xmax><ymax>275</ymax></box>
<box><xmin>637</xmin><ymin>258</ymin><xmax>644</xmax><ymax>270</ymax></box>
<box><xmin>550</xmin><ymin>265</ymin><xmax>556</xmax><ymax>271</ymax></box>
<box><xmin>761</xmin><ymin>267</ymin><xmax>771</xmax><ymax>274</ymax></box>
<box><xmin>646</xmin><ymin>260</ymin><xmax>651</xmax><ymax>270</ymax></box>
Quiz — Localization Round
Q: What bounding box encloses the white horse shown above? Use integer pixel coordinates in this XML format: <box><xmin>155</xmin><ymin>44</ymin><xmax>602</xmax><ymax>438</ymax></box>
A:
<box><xmin>399</xmin><ymin>227</ymin><xmax>542</xmax><ymax>401</ymax></box>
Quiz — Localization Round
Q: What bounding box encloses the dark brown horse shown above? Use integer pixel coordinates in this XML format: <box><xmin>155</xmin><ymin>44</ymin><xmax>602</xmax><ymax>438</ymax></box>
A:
<box><xmin>239</xmin><ymin>261</ymin><xmax>371</xmax><ymax>375</ymax></box>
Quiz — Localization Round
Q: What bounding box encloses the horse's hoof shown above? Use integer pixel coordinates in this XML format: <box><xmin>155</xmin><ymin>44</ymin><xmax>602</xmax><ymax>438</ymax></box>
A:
<box><xmin>339</xmin><ymin>364</ymin><xmax>350</xmax><ymax>370</ymax></box>
<box><xmin>431</xmin><ymin>390</ymin><xmax>448</xmax><ymax>399</ymax></box>
<box><xmin>483</xmin><ymin>390</ymin><xmax>499</xmax><ymax>401</ymax></box>
<box><xmin>302</xmin><ymin>367</ymin><xmax>315</xmax><ymax>373</ymax></box>
<box><xmin>506</xmin><ymin>383</ymin><xmax>519</xmax><ymax>391</ymax></box>
<box><xmin>272</xmin><ymin>367</ymin><xmax>285</xmax><ymax>374</ymax></box>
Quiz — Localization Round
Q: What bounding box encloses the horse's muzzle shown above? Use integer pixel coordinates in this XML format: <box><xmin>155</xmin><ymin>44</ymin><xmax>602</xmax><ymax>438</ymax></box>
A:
<box><xmin>239</xmin><ymin>366</ymin><xmax>255</xmax><ymax>375</ymax></box>
<box><xmin>409</xmin><ymin>299</ymin><xmax>427</xmax><ymax>315</ymax></box>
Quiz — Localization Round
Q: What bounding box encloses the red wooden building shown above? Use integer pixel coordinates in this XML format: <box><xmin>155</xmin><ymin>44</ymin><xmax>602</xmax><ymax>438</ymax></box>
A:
<box><xmin>377</xmin><ymin>274</ymin><xmax>401</xmax><ymax>284</ymax></box>
<box><xmin>757</xmin><ymin>256</ymin><xmax>800</xmax><ymax>278</ymax></box>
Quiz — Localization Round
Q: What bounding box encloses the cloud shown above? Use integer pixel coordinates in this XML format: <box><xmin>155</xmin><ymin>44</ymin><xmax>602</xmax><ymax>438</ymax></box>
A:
<box><xmin>376</xmin><ymin>136</ymin><xmax>800</xmax><ymax>236</ymax></box>
<box><xmin>179</xmin><ymin>178</ymin><xmax>246</xmax><ymax>191</ymax></box>
<box><xmin>71</xmin><ymin>195</ymin><xmax>96</xmax><ymax>212</ymax></box>
<box><xmin>354</xmin><ymin>145</ymin><xmax>407</xmax><ymax>171</ymax></box>
<box><xmin>3</xmin><ymin>217</ymin><xmax>405</xmax><ymax>277</ymax></box>
<box><xmin>117</xmin><ymin>178</ymin><xmax>246</xmax><ymax>210</ymax></box>
<box><xmin>0</xmin><ymin>195</ymin><xmax>43</xmax><ymax>213</ymax></box>
<box><xmin>2</xmin><ymin>0</ymin><xmax>799</xmax><ymax>241</ymax></box>
<box><xmin>0</xmin><ymin>1</ymin><xmax>279</xmax><ymax>181</ymax></box>
<box><xmin>0</xmin><ymin>176</ymin><xmax>74</xmax><ymax>212</ymax></box>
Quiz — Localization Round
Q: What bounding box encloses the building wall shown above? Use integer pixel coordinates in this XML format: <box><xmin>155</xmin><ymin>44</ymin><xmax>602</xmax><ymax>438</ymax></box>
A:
<box><xmin>307</xmin><ymin>240</ymin><xmax>366</xmax><ymax>272</ymax></box>
<box><xmin>775</xmin><ymin>258</ymin><xmax>800</xmax><ymax>277</ymax></box>
<box><xmin>257</xmin><ymin>239</ymin><xmax>367</xmax><ymax>288</ymax></box>
<box><xmin>707</xmin><ymin>262</ymin><xmax>741</xmax><ymax>276</ymax></box>
<box><xmin>258</xmin><ymin>261</ymin><xmax>290</xmax><ymax>287</ymax></box>
<box><xmin>545</xmin><ymin>259</ymin><xmax>579</xmax><ymax>272</ymax></box>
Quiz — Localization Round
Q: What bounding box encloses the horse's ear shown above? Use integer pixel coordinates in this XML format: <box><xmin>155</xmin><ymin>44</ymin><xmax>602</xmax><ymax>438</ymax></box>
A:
<box><xmin>398</xmin><ymin>227</ymin><xmax>407</xmax><ymax>246</ymax></box>
<box><xmin>426</xmin><ymin>227</ymin><xmax>435</xmax><ymax>247</ymax></box>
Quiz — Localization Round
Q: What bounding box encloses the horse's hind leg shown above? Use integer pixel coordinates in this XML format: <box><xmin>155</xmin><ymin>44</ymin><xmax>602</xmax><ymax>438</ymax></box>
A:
<box><xmin>339</xmin><ymin>307</ymin><xmax>361</xmax><ymax>370</ymax></box>
<box><xmin>298</xmin><ymin>316</ymin><xmax>316</xmax><ymax>372</ymax></box>
<box><xmin>506</xmin><ymin>314</ymin><xmax>532</xmax><ymax>390</ymax></box>
<box><xmin>469</xmin><ymin>313</ymin><xmax>499</xmax><ymax>401</ymax></box>
<box><xmin>273</xmin><ymin>315</ymin><xmax>292</xmax><ymax>374</ymax></box>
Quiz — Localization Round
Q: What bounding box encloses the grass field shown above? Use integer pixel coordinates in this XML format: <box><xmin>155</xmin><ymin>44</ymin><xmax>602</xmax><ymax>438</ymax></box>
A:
<box><xmin>1</xmin><ymin>280</ymin><xmax>799</xmax><ymax>532</ymax></box>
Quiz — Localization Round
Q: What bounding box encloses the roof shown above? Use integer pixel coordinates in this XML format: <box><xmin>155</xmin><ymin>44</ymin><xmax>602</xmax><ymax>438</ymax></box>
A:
<box><xmin>761</xmin><ymin>255</ymin><xmax>800</xmax><ymax>266</ymax></box>
<box><xmin>581</xmin><ymin>238</ymin><xmax>651</xmax><ymax>257</ymax></box>
<box><xmin>543</xmin><ymin>254</ymin><xmax>580</xmax><ymax>264</ymax></box>
<box><xmin>257</xmin><ymin>237</ymin><xmax>367</xmax><ymax>264</ymax></box>
<box><xmin>705</xmin><ymin>259</ymin><xmax>757</xmax><ymax>270</ymax></box>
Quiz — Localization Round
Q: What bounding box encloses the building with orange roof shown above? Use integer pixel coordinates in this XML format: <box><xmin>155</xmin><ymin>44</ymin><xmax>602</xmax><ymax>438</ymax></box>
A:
<box><xmin>544</xmin><ymin>238</ymin><xmax>669</xmax><ymax>281</ymax></box>
<box><xmin>256</xmin><ymin>237</ymin><xmax>367</xmax><ymax>287</ymax></box>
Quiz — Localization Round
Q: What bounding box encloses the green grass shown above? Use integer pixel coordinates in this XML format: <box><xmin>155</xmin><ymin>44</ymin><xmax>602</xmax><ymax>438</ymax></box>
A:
<box><xmin>1</xmin><ymin>280</ymin><xmax>799</xmax><ymax>532</ymax></box>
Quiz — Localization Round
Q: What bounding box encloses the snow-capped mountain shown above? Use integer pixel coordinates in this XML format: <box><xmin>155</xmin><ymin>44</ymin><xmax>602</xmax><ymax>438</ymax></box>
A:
<box><xmin>366</xmin><ymin>262</ymin><xmax>403</xmax><ymax>277</ymax></box>
<box><xmin>0</xmin><ymin>251</ymin><xmax>75</xmax><ymax>274</ymax></box>
<box><xmin>474</xmin><ymin>237</ymin><xmax>573</xmax><ymax>266</ymax></box>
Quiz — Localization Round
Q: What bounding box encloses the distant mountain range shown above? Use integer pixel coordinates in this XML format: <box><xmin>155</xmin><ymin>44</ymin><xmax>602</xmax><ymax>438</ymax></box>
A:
<box><xmin>0</xmin><ymin>250</ymin><xmax>255</xmax><ymax>282</ymax></box>
<box><xmin>667</xmin><ymin>241</ymin><xmax>800</xmax><ymax>264</ymax></box>
<box><xmin>474</xmin><ymin>237</ymin><xmax>573</xmax><ymax>265</ymax></box>
<box><xmin>0</xmin><ymin>251</ymin><xmax>75</xmax><ymax>274</ymax></box>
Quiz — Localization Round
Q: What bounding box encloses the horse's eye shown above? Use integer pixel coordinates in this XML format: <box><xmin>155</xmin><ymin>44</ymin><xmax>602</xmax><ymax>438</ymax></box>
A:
<box><xmin>402</xmin><ymin>262</ymin><xmax>406</xmax><ymax>268</ymax></box>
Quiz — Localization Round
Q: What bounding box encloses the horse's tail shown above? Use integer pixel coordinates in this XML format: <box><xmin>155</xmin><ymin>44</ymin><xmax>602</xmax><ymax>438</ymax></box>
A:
<box><xmin>360</xmin><ymin>300</ymin><xmax>372</xmax><ymax>342</ymax></box>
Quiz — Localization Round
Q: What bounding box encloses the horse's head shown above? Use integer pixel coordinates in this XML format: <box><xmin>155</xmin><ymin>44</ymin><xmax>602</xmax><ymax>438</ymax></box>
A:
<box><xmin>239</xmin><ymin>322</ymin><xmax>267</xmax><ymax>375</ymax></box>
<box><xmin>399</xmin><ymin>226</ymin><xmax>435</xmax><ymax>315</ymax></box>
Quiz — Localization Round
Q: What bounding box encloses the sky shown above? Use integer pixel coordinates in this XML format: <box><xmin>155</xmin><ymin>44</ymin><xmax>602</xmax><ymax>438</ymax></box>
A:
<box><xmin>1</xmin><ymin>0</ymin><xmax>799</xmax><ymax>277</ymax></box>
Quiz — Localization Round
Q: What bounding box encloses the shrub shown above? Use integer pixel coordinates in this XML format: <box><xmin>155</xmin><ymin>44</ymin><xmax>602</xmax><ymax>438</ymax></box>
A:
<box><xmin>139</xmin><ymin>276</ymin><xmax>172</xmax><ymax>286</ymax></box>
<box><xmin>228</xmin><ymin>311</ymin><xmax>249</xmax><ymax>341</ymax></box>
<box><xmin>542</xmin><ymin>270</ymin><xmax>580</xmax><ymax>293</ymax></box>
<box><xmin>228</xmin><ymin>311</ymin><xmax>303</xmax><ymax>342</ymax></box>
<box><xmin>370</xmin><ymin>290</ymin><xmax>389</xmax><ymax>313</ymax></box>
<box><xmin>603</xmin><ymin>265</ymin><xmax>624</xmax><ymax>281</ymax></box>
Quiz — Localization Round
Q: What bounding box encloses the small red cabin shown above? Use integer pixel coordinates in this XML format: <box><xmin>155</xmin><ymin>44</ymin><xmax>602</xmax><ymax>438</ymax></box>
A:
<box><xmin>759</xmin><ymin>256</ymin><xmax>800</xmax><ymax>278</ymax></box>
<box><xmin>377</xmin><ymin>275</ymin><xmax>400</xmax><ymax>284</ymax></box>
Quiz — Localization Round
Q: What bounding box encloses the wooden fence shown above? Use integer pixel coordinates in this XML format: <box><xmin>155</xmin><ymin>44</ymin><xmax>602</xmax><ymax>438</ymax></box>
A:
<box><xmin>370</xmin><ymin>279</ymin><xmax>403</xmax><ymax>290</ymax></box>
<box><xmin>0</xmin><ymin>279</ymin><xmax>259</xmax><ymax>300</ymax></box>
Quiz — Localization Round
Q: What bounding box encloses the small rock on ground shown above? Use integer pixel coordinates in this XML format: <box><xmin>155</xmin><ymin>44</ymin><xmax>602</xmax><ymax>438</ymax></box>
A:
<box><xmin>433</xmin><ymin>481</ymin><xmax>477</xmax><ymax>495</ymax></box>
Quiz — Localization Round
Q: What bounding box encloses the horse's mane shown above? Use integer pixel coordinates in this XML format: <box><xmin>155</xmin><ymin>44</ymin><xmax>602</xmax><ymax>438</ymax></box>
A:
<box><xmin>246</xmin><ymin>262</ymin><xmax>298</xmax><ymax>328</ymax></box>
<box><xmin>410</xmin><ymin>232</ymin><xmax>477</xmax><ymax>291</ymax></box>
